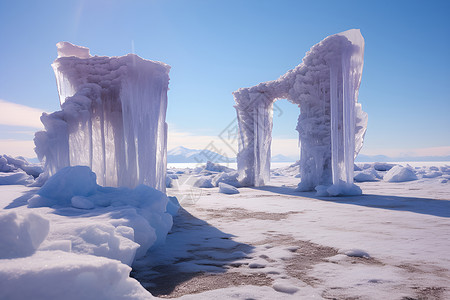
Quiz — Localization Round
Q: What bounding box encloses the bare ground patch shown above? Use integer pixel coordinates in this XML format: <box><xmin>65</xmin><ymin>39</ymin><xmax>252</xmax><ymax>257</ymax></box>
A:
<box><xmin>200</xmin><ymin>207</ymin><xmax>302</xmax><ymax>221</ymax></box>
<box><xmin>146</xmin><ymin>271</ymin><xmax>273</xmax><ymax>298</ymax></box>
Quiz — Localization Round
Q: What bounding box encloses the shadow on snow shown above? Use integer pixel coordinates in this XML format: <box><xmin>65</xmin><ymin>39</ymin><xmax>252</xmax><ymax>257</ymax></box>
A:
<box><xmin>252</xmin><ymin>185</ymin><xmax>450</xmax><ymax>218</ymax></box>
<box><xmin>131</xmin><ymin>207</ymin><xmax>254</xmax><ymax>297</ymax></box>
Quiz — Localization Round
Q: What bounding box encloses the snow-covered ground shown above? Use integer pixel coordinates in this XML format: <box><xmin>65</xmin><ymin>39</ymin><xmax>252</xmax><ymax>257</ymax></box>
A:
<box><xmin>1</xmin><ymin>161</ymin><xmax>449</xmax><ymax>299</ymax></box>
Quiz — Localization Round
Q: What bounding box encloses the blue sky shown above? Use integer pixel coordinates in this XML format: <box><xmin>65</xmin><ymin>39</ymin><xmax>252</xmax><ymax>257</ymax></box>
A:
<box><xmin>0</xmin><ymin>0</ymin><xmax>449</xmax><ymax>159</ymax></box>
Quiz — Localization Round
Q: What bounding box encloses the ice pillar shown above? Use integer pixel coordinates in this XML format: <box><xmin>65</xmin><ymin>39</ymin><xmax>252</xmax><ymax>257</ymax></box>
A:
<box><xmin>34</xmin><ymin>42</ymin><xmax>170</xmax><ymax>192</ymax></box>
<box><xmin>233</xmin><ymin>29</ymin><xmax>367</xmax><ymax>196</ymax></box>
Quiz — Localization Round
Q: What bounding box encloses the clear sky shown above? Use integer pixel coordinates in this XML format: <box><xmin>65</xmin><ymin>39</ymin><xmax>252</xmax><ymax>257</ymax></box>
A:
<box><xmin>0</xmin><ymin>0</ymin><xmax>449</xmax><ymax>159</ymax></box>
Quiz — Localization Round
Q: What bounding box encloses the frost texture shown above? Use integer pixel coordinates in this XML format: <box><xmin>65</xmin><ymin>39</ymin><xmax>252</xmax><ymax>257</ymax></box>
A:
<box><xmin>34</xmin><ymin>42</ymin><xmax>170</xmax><ymax>192</ymax></box>
<box><xmin>234</xmin><ymin>29</ymin><xmax>367</xmax><ymax>195</ymax></box>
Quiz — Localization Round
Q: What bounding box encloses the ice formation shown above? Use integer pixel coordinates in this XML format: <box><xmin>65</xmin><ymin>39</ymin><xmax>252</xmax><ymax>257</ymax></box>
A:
<box><xmin>34</xmin><ymin>42</ymin><xmax>170</xmax><ymax>192</ymax></box>
<box><xmin>234</xmin><ymin>29</ymin><xmax>367</xmax><ymax>195</ymax></box>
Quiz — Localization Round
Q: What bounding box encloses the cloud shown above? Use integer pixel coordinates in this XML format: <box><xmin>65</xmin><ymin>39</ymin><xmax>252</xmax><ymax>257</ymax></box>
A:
<box><xmin>167</xmin><ymin>125</ymin><xmax>301</xmax><ymax>158</ymax></box>
<box><xmin>0</xmin><ymin>99</ymin><xmax>46</xmax><ymax>129</ymax></box>
<box><xmin>359</xmin><ymin>146</ymin><xmax>450</xmax><ymax>158</ymax></box>
<box><xmin>0</xmin><ymin>139</ymin><xmax>36</xmax><ymax>158</ymax></box>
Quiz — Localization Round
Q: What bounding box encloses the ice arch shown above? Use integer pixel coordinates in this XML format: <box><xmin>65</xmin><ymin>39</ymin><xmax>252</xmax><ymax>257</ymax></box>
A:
<box><xmin>34</xmin><ymin>42</ymin><xmax>170</xmax><ymax>192</ymax></box>
<box><xmin>234</xmin><ymin>29</ymin><xmax>368</xmax><ymax>196</ymax></box>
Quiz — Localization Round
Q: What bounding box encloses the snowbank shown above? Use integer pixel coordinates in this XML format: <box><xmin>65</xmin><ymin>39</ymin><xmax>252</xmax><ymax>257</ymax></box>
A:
<box><xmin>212</xmin><ymin>171</ymin><xmax>241</xmax><ymax>188</ymax></box>
<box><xmin>219</xmin><ymin>182</ymin><xmax>240</xmax><ymax>194</ymax></box>
<box><xmin>0</xmin><ymin>171</ymin><xmax>35</xmax><ymax>186</ymax></box>
<box><xmin>354</xmin><ymin>168</ymin><xmax>380</xmax><ymax>182</ymax></box>
<box><xmin>194</xmin><ymin>177</ymin><xmax>214</xmax><ymax>188</ymax></box>
<box><xmin>28</xmin><ymin>166</ymin><xmax>175</xmax><ymax>262</ymax></box>
<box><xmin>0</xmin><ymin>155</ymin><xmax>43</xmax><ymax>178</ymax></box>
<box><xmin>0</xmin><ymin>211</ymin><xmax>49</xmax><ymax>259</ymax></box>
<box><xmin>0</xmin><ymin>251</ymin><xmax>152</xmax><ymax>300</ymax></box>
<box><xmin>384</xmin><ymin>165</ymin><xmax>418</xmax><ymax>182</ymax></box>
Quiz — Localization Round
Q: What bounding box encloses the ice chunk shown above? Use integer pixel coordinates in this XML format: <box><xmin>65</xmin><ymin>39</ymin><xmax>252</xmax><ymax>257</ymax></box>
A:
<box><xmin>384</xmin><ymin>165</ymin><xmax>418</xmax><ymax>182</ymax></box>
<box><xmin>354</xmin><ymin>168</ymin><xmax>379</xmax><ymax>182</ymax></box>
<box><xmin>204</xmin><ymin>161</ymin><xmax>234</xmax><ymax>173</ymax></box>
<box><xmin>35</xmin><ymin>43</ymin><xmax>170</xmax><ymax>192</ymax></box>
<box><xmin>422</xmin><ymin>171</ymin><xmax>442</xmax><ymax>178</ymax></box>
<box><xmin>38</xmin><ymin>166</ymin><xmax>97</xmax><ymax>206</ymax></box>
<box><xmin>315</xmin><ymin>182</ymin><xmax>362</xmax><ymax>197</ymax></box>
<box><xmin>166</xmin><ymin>175</ymin><xmax>173</xmax><ymax>188</ymax></box>
<box><xmin>0</xmin><ymin>251</ymin><xmax>152</xmax><ymax>300</ymax></box>
<box><xmin>56</xmin><ymin>41</ymin><xmax>91</xmax><ymax>58</ymax></box>
<box><xmin>212</xmin><ymin>171</ymin><xmax>241</xmax><ymax>187</ymax></box>
<box><xmin>233</xmin><ymin>29</ymin><xmax>366</xmax><ymax>196</ymax></box>
<box><xmin>0</xmin><ymin>171</ymin><xmax>34</xmax><ymax>186</ymax></box>
<box><xmin>0</xmin><ymin>211</ymin><xmax>49</xmax><ymax>259</ymax></box>
<box><xmin>71</xmin><ymin>196</ymin><xmax>95</xmax><ymax>209</ymax></box>
<box><xmin>219</xmin><ymin>182</ymin><xmax>240</xmax><ymax>194</ymax></box>
<box><xmin>0</xmin><ymin>155</ymin><xmax>43</xmax><ymax>178</ymax></box>
<box><xmin>194</xmin><ymin>177</ymin><xmax>214</xmax><ymax>188</ymax></box>
<box><xmin>373</xmin><ymin>162</ymin><xmax>395</xmax><ymax>171</ymax></box>
<box><xmin>339</xmin><ymin>248</ymin><xmax>371</xmax><ymax>258</ymax></box>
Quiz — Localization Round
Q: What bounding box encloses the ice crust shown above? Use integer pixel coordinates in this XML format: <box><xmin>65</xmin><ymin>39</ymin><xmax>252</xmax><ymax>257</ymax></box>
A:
<box><xmin>34</xmin><ymin>42</ymin><xmax>170</xmax><ymax>192</ymax></box>
<box><xmin>234</xmin><ymin>29</ymin><xmax>366</xmax><ymax>196</ymax></box>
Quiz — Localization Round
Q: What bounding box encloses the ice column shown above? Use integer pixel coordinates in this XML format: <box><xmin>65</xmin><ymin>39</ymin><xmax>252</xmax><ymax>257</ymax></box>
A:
<box><xmin>34</xmin><ymin>42</ymin><xmax>170</xmax><ymax>192</ymax></box>
<box><xmin>234</xmin><ymin>29</ymin><xmax>367</xmax><ymax>195</ymax></box>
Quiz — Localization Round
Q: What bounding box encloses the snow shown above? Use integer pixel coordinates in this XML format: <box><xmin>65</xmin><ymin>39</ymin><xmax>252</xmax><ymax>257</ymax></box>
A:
<box><xmin>218</xmin><ymin>182</ymin><xmax>240</xmax><ymax>194</ymax></box>
<box><xmin>0</xmin><ymin>170</ymin><xmax>35</xmax><ymax>185</ymax></box>
<box><xmin>0</xmin><ymin>211</ymin><xmax>49</xmax><ymax>258</ymax></box>
<box><xmin>384</xmin><ymin>165</ymin><xmax>418</xmax><ymax>182</ymax></box>
<box><xmin>34</xmin><ymin>42</ymin><xmax>170</xmax><ymax>192</ymax></box>
<box><xmin>0</xmin><ymin>154</ymin><xmax>43</xmax><ymax>178</ymax></box>
<box><xmin>212</xmin><ymin>171</ymin><xmax>241</xmax><ymax>187</ymax></box>
<box><xmin>193</xmin><ymin>177</ymin><xmax>214</xmax><ymax>188</ymax></box>
<box><xmin>1</xmin><ymin>161</ymin><xmax>450</xmax><ymax>299</ymax></box>
<box><xmin>0</xmin><ymin>251</ymin><xmax>152</xmax><ymax>300</ymax></box>
<box><xmin>354</xmin><ymin>167</ymin><xmax>379</xmax><ymax>182</ymax></box>
<box><xmin>234</xmin><ymin>29</ymin><xmax>366</xmax><ymax>196</ymax></box>
<box><xmin>37</xmin><ymin>166</ymin><xmax>97</xmax><ymax>205</ymax></box>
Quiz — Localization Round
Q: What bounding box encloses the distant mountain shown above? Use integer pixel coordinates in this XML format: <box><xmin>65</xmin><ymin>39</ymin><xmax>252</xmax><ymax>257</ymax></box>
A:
<box><xmin>356</xmin><ymin>154</ymin><xmax>450</xmax><ymax>162</ymax></box>
<box><xmin>167</xmin><ymin>146</ymin><xmax>236</xmax><ymax>163</ymax></box>
<box><xmin>168</xmin><ymin>147</ymin><xmax>450</xmax><ymax>164</ymax></box>
<box><xmin>271</xmin><ymin>154</ymin><xmax>299</xmax><ymax>162</ymax></box>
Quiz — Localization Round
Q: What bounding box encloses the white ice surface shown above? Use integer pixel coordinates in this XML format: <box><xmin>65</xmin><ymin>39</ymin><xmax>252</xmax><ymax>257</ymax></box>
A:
<box><xmin>1</xmin><ymin>162</ymin><xmax>449</xmax><ymax>299</ymax></box>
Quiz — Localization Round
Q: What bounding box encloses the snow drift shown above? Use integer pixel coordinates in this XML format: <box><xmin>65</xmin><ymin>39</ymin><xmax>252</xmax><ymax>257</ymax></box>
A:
<box><xmin>34</xmin><ymin>42</ymin><xmax>170</xmax><ymax>192</ymax></box>
<box><xmin>29</xmin><ymin>166</ymin><xmax>177</xmax><ymax>263</ymax></box>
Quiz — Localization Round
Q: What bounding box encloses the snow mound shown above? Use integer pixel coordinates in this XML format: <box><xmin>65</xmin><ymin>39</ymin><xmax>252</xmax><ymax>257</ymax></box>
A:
<box><xmin>354</xmin><ymin>168</ymin><xmax>379</xmax><ymax>182</ymax></box>
<box><xmin>339</xmin><ymin>248</ymin><xmax>371</xmax><ymax>258</ymax></box>
<box><xmin>0</xmin><ymin>251</ymin><xmax>151</xmax><ymax>300</ymax></box>
<box><xmin>56</xmin><ymin>41</ymin><xmax>91</xmax><ymax>58</ymax></box>
<box><xmin>204</xmin><ymin>161</ymin><xmax>234</xmax><ymax>173</ymax></box>
<box><xmin>37</xmin><ymin>166</ymin><xmax>97</xmax><ymax>206</ymax></box>
<box><xmin>373</xmin><ymin>162</ymin><xmax>395</xmax><ymax>171</ymax></box>
<box><xmin>0</xmin><ymin>211</ymin><xmax>49</xmax><ymax>259</ymax></box>
<box><xmin>194</xmin><ymin>177</ymin><xmax>214</xmax><ymax>188</ymax></box>
<box><xmin>384</xmin><ymin>165</ymin><xmax>418</xmax><ymax>182</ymax></box>
<box><xmin>219</xmin><ymin>182</ymin><xmax>240</xmax><ymax>194</ymax></box>
<box><xmin>212</xmin><ymin>171</ymin><xmax>241</xmax><ymax>187</ymax></box>
<box><xmin>315</xmin><ymin>182</ymin><xmax>362</xmax><ymax>197</ymax></box>
<box><xmin>0</xmin><ymin>171</ymin><xmax>35</xmax><ymax>186</ymax></box>
<box><xmin>28</xmin><ymin>166</ymin><xmax>174</xmax><ymax>263</ymax></box>
<box><xmin>166</xmin><ymin>175</ymin><xmax>173</xmax><ymax>188</ymax></box>
<box><xmin>0</xmin><ymin>154</ymin><xmax>43</xmax><ymax>178</ymax></box>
